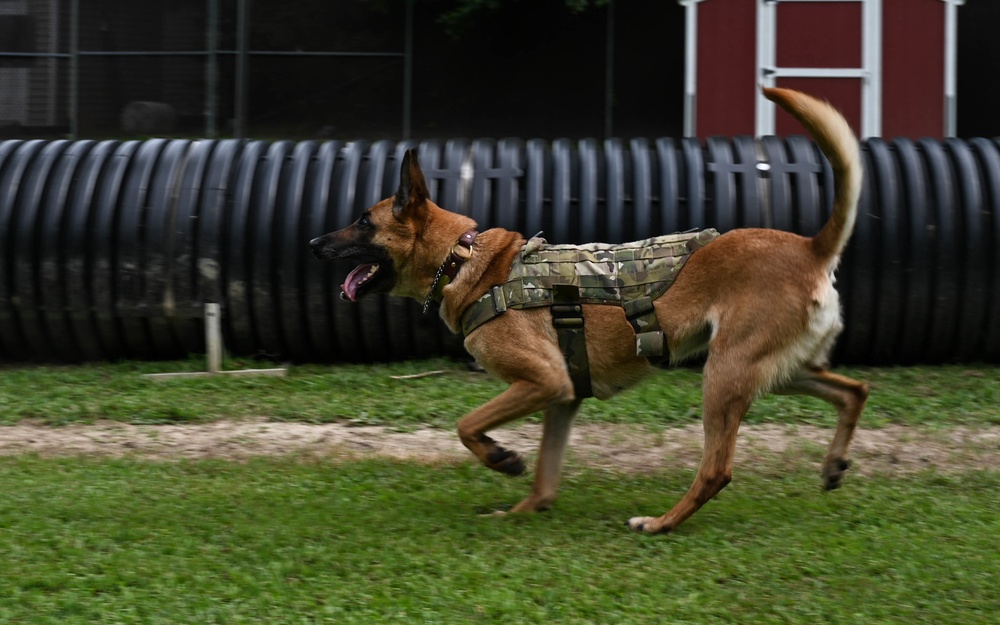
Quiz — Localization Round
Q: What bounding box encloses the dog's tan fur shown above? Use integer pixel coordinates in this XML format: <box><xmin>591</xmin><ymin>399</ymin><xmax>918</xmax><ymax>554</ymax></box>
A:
<box><xmin>310</xmin><ymin>87</ymin><xmax>869</xmax><ymax>533</ymax></box>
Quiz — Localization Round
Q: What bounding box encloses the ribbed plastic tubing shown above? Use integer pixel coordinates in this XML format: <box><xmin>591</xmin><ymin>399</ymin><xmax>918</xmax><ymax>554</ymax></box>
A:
<box><xmin>0</xmin><ymin>136</ymin><xmax>997</xmax><ymax>364</ymax></box>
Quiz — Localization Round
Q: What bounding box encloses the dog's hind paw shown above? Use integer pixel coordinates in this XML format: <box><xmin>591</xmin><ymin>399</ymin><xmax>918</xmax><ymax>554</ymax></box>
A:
<box><xmin>822</xmin><ymin>458</ymin><xmax>852</xmax><ymax>490</ymax></box>
<box><xmin>626</xmin><ymin>516</ymin><xmax>669</xmax><ymax>534</ymax></box>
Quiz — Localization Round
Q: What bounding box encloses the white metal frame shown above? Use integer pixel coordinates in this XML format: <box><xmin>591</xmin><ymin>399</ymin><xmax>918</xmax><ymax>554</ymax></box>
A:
<box><xmin>755</xmin><ymin>0</ymin><xmax>882</xmax><ymax>138</ymax></box>
<box><xmin>942</xmin><ymin>0</ymin><xmax>965</xmax><ymax>137</ymax></box>
<box><xmin>679</xmin><ymin>0</ymin><xmax>706</xmax><ymax>137</ymax></box>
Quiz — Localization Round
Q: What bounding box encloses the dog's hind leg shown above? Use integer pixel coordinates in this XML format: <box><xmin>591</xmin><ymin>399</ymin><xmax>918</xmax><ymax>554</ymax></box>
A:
<box><xmin>776</xmin><ymin>368</ymin><xmax>869</xmax><ymax>490</ymax></box>
<box><xmin>507</xmin><ymin>398</ymin><xmax>583</xmax><ymax>513</ymax></box>
<box><xmin>627</xmin><ymin>353</ymin><xmax>757</xmax><ymax>534</ymax></box>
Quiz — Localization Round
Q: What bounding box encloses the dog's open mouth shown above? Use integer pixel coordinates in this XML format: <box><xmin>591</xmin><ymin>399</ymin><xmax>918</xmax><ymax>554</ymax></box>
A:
<box><xmin>342</xmin><ymin>262</ymin><xmax>380</xmax><ymax>301</ymax></box>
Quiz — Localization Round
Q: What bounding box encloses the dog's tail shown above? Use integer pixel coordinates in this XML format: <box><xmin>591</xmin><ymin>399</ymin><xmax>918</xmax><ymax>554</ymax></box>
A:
<box><xmin>763</xmin><ymin>87</ymin><xmax>862</xmax><ymax>264</ymax></box>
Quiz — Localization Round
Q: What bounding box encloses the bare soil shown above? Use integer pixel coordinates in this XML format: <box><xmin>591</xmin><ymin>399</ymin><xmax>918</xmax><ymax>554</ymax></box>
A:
<box><xmin>1</xmin><ymin>419</ymin><xmax>998</xmax><ymax>476</ymax></box>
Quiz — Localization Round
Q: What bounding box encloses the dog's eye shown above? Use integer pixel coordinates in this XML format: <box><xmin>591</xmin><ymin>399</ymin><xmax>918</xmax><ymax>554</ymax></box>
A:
<box><xmin>358</xmin><ymin>213</ymin><xmax>371</xmax><ymax>227</ymax></box>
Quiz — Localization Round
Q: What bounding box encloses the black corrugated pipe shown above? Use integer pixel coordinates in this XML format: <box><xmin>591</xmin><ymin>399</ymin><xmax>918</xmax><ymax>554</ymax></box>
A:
<box><xmin>0</xmin><ymin>136</ymin><xmax>997</xmax><ymax>364</ymax></box>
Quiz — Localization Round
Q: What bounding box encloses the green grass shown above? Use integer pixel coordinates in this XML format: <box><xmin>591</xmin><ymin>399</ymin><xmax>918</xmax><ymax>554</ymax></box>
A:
<box><xmin>1</xmin><ymin>360</ymin><xmax>998</xmax><ymax>622</ymax></box>
<box><xmin>0</xmin><ymin>358</ymin><xmax>998</xmax><ymax>429</ymax></box>
<box><xmin>0</xmin><ymin>455</ymin><xmax>997</xmax><ymax>624</ymax></box>
<box><xmin>0</xmin><ymin>359</ymin><xmax>1000</xmax><ymax>625</ymax></box>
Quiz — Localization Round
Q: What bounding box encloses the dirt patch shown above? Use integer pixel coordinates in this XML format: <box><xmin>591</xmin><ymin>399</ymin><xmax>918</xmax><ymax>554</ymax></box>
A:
<box><xmin>1</xmin><ymin>420</ymin><xmax>998</xmax><ymax>476</ymax></box>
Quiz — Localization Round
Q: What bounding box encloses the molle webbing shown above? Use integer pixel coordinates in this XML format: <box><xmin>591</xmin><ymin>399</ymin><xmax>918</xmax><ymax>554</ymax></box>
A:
<box><xmin>461</xmin><ymin>229</ymin><xmax>719</xmax><ymax>338</ymax></box>
<box><xmin>460</xmin><ymin>228</ymin><xmax>719</xmax><ymax>398</ymax></box>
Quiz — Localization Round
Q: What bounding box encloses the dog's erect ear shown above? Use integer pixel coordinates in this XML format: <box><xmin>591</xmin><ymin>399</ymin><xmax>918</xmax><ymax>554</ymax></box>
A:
<box><xmin>393</xmin><ymin>148</ymin><xmax>429</xmax><ymax>220</ymax></box>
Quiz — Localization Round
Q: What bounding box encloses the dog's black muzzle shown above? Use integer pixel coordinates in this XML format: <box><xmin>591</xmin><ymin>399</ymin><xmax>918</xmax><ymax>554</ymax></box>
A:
<box><xmin>309</xmin><ymin>235</ymin><xmax>334</xmax><ymax>260</ymax></box>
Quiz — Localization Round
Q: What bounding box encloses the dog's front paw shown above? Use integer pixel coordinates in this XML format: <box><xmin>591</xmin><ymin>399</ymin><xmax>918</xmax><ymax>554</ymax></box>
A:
<box><xmin>486</xmin><ymin>447</ymin><xmax>526</xmax><ymax>476</ymax></box>
<box><xmin>626</xmin><ymin>516</ymin><xmax>671</xmax><ymax>534</ymax></box>
<box><xmin>822</xmin><ymin>458</ymin><xmax>852</xmax><ymax>490</ymax></box>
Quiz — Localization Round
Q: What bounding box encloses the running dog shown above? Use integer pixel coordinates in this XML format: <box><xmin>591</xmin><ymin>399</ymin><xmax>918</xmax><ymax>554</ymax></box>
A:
<box><xmin>309</xmin><ymin>87</ymin><xmax>868</xmax><ymax>533</ymax></box>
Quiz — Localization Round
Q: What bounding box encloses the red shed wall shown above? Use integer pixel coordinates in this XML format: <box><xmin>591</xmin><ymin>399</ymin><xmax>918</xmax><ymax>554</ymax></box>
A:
<box><xmin>775</xmin><ymin>77</ymin><xmax>863</xmax><ymax>138</ymax></box>
<box><xmin>774</xmin><ymin>1</ymin><xmax>863</xmax><ymax>136</ymax></box>
<box><xmin>695</xmin><ymin>0</ymin><xmax>756</xmax><ymax>137</ymax></box>
<box><xmin>695</xmin><ymin>0</ymin><xmax>946</xmax><ymax>138</ymax></box>
<box><xmin>775</xmin><ymin>2</ymin><xmax>861</xmax><ymax>69</ymax></box>
<box><xmin>882</xmin><ymin>0</ymin><xmax>945</xmax><ymax>139</ymax></box>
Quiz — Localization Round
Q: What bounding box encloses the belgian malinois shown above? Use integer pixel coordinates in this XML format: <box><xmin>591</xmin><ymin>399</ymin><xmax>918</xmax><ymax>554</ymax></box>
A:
<box><xmin>310</xmin><ymin>88</ymin><xmax>868</xmax><ymax>533</ymax></box>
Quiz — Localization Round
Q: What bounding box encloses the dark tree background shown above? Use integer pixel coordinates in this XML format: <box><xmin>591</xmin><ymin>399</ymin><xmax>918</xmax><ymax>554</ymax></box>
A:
<box><xmin>243</xmin><ymin>0</ymin><xmax>684</xmax><ymax>140</ymax></box>
<box><xmin>64</xmin><ymin>0</ymin><xmax>1000</xmax><ymax>140</ymax></box>
<box><xmin>956</xmin><ymin>0</ymin><xmax>1000</xmax><ymax>138</ymax></box>
<box><xmin>242</xmin><ymin>0</ymin><xmax>999</xmax><ymax>140</ymax></box>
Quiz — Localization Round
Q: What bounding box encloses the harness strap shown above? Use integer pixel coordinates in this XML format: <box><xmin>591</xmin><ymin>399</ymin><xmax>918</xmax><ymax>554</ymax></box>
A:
<box><xmin>551</xmin><ymin>285</ymin><xmax>593</xmax><ymax>399</ymax></box>
<box><xmin>459</xmin><ymin>229</ymin><xmax>723</xmax><ymax>372</ymax></box>
<box><xmin>624</xmin><ymin>296</ymin><xmax>667</xmax><ymax>361</ymax></box>
<box><xmin>462</xmin><ymin>286</ymin><xmax>506</xmax><ymax>336</ymax></box>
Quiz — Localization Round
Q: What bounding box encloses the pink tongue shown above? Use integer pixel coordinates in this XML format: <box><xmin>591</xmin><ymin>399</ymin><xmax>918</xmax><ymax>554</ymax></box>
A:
<box><xmin>341</xmin><ymin>263</ymin><xmax>377</xmax><ymax>301</ymax></box>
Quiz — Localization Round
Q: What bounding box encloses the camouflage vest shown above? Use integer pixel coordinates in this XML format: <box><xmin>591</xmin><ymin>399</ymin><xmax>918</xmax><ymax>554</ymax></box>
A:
<box><xmin>460</xmin><ymin>229</ymin><xmax>719</xmax><ymax>395</ymax></box>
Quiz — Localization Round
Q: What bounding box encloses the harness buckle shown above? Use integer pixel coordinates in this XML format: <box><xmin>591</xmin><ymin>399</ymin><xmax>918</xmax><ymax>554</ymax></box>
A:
<box><xmin>491</xmin><ymin>285</ymin><xmax>507</xmax><ymax>315</ymax></box>
<box><xmin>551</xmin><ymin>285</ymin><xmax>592</xmax><ymax>399</ymax></box>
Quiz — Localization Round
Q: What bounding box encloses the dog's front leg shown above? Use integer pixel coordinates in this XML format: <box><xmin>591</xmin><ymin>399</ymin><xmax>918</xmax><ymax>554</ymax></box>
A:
<box><xmin>507</xmin><ymin>398</ymin><xmax>582</xmax><ymax>513</ymax></box>
<box><xmin>457</xmin><ymin>379</ymin><xmax>573</xmax><ymax>477</ymax></box>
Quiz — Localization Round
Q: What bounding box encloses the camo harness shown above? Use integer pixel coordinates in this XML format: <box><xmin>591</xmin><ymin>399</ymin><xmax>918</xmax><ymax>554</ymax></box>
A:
<box><xmin>460</xmin><ymin>229</ymin><xmax>720</xmax><ymax>398</ymax></box>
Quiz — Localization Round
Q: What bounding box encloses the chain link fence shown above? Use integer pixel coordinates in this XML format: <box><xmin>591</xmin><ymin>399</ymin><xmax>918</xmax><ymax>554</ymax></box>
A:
<box><xmin>2</xmin><ymin>1</ymin><xmax>999</xmax><ymax>142</ymax></box>
<box><xmin>0</xmin><ymin>0</ymin><xmax>410</xmax><ymax>140</ymax></box>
